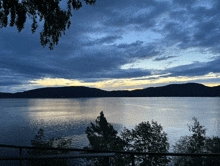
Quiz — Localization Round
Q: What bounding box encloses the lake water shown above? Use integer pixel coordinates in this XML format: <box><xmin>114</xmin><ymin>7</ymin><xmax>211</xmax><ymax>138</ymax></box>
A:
<box><xmin>1</xmin><ymin>97</ymin><xmax>220</xmax><ymax>152</ymax></box>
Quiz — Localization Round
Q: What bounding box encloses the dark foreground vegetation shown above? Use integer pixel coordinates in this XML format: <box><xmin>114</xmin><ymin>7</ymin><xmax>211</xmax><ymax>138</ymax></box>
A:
<box><xmin>24</xmin><ymin>111</ymin><xmax>220</xmax><ymax>166</ymax></box>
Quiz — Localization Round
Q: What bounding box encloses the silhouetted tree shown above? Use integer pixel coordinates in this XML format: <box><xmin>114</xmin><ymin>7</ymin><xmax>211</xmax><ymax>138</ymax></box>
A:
<box><xmin>84</xmin><ymin>111</ymin><xmax>127</xmax><ymax>166</ymax></box>
<box><xmin>27</xmin><ymin>128</ymin><xmax>72</xmax><ymax>166</ymax></box>
<box><xmin>173</xmin><ymin>117</ymin><xmax>220</xmax><ymax>165</ymax></box>
<box><xmin>205</xmin><ymin>136</ymin><xmax>220</xmax><ymax>165</ymax></box>
<box><xmin>120</xmin><ymin>121</ymin><xmax>170</xmax><ymax>166</ymax></box>
<box><xmin>0</xmin><ymin>0</ymin><xmax>96</xmax><ymax>50</ymax></box>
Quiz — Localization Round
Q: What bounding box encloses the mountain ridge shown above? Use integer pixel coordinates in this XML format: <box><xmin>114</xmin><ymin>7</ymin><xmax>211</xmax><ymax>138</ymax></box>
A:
<box><xmin>0</xmin><ymin>83</ymin><xmax>220</xmax><ymax>98</ymax></box>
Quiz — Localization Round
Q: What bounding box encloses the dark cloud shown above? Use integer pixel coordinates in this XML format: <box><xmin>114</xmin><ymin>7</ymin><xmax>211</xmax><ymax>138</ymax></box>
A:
<box><xmin>0</xmin><ymin>81</ymin><xmax>22</xmax><ymax>86</ymax></box>
<box><xmin>116</xmin><ymin>41</ymin><xmax>144</xmax><ymax>48</ymax></box>
<box><xmin>95</xmin><ymin>68</ymin><xmax>152</xmax><ymax>79</ymax></box>
<box><xmin>191</xmin><ymin>18</ymin><xmax>220</xmax><ymax>50</ymax></box>
<box><xmin>0</xmin><ymin>30</ymin><xmax>157</xmax><ymax>82</ymax></box>
<box><xmin>0</xmin><ymin>52</ymin><xmax>62</xmax><ymax>79</ymax></box>
<box><xmin>160</xmin><ymin>0</ymin><xmax>220</xmax><ymax>52</ymax></box>
<box><xmin>83</xmin><ymin>35</ymin><xmax>122</xmax><ymax>46</ymax></box>
<box><xmin>98</xmin><ymin>35</ymin><xmax>122</xmax><ymax>44</ymax></box>
<box><xmin>102</xmin><ymin>0</ymin><xmax>170</xmax><ymax>29</ymax></box>
<box><xmin>165</xmin><ymin>56</ymin><xmax>220</xmax><ymax>77</ymax></box>
<box><xmin>116</xmin><ymin>43</ymin><xmax>161</xmax><ymax>59</ymax></box>
<box><xmin>162</xmin><ymin>22</ymin><xmax>192</xmax><ymax>49</ymax></box>
<box><xmin>47</xmin><ymin>44</ymin><xmax>156</xmax><ymax>79</ymax></box>
<box><xmin>173</xmin><ymin>0</ymin><xmax>198</xmax><ymax>6</ymax></box>
<box><xmin>153</xmin><ymin>56</ymin><xmax>177</xmax><ymax>61</ymax></box>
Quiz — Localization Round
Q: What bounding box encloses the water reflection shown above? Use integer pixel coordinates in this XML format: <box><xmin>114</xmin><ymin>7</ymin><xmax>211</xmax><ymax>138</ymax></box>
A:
<box><xmin>24</xmin><ymin>98</ymin><xmax>125</xmax><ymax>148</ymax></box>
<box><xmin>26</xmin><ymin>98</ymin><xmax>124</xmax><ymax>123</ymax></box>
<box><xmin>0</xmin><ymin>98</ymin><xmax>220</xmax><ymax>150</ymax></box>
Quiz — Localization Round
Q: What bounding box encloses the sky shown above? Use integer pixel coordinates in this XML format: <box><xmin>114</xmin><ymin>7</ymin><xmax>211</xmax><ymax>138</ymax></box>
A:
<box><xmin>1</xmin><ymin>0</ymin><xmax>220</xmax><ymax>93</ymax></box>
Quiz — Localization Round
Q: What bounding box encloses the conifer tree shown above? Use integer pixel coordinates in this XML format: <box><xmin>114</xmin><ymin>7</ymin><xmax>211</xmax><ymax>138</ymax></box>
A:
<box><xmin>85</xmin><ymin>111</ymin><xmax>127</xmax><ymax>165</ymax></box>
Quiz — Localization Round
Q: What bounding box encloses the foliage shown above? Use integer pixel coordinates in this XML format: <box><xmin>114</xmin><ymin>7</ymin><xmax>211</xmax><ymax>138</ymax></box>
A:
<box><xmin>206</xmin><ymin>136</ymin><xmax>220</xmax><ymax>153</ymax></box>
<box><xmin>120</xmin><ymin>121</ymin><xmax>170</xmax><ymax>166</ymax></box>
<box><xmin>84</xmin><ymin>111</ymin><xmax>128</xmax><ymax>166</ymax></box>
<box><xmin>205</xmin><ymin>136</ymin><xmax>220</xmax><ymax>165</ymax></box>
<box><xmin>0</xmin><ymin>0</ymin><xmax>96</xmax><ymax>50</ymax></box>
<box><xmin>173</xmin><ymin>117</ymin><xmax>220</xmax><ymax>166</ymax></box>
<box><xmin>27</xmin><ymin>128</ymin><xmax>72</xmax><ymax>166</ymax></box>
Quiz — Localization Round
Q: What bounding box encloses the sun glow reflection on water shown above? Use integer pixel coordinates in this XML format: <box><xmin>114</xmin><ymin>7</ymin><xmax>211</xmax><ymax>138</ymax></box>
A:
<box><xmin>1</xmin><ymin>98</ymin><xmax>220</xmax><ymax>151</ymax></box>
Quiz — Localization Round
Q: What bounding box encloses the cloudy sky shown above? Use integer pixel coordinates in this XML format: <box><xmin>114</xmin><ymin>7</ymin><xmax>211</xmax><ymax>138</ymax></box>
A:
<box><xmin>1</xmin><ymin>0</ymin><xmax>220</xmax><ymax>93</ymax></box>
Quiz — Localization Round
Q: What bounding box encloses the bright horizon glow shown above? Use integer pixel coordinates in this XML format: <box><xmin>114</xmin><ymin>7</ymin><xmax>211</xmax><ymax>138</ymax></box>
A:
<box><xmin>28</xmin><ymin>72</ymin><xmax>220</xmax><ymax>92</ymax></box>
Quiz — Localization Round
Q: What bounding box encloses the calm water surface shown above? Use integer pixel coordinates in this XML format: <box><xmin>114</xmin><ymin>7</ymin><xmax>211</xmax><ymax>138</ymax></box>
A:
<box><xmin>1</xmin><ymin>97</ymin><xmax>220</xmax><ymax>152</ymax></box>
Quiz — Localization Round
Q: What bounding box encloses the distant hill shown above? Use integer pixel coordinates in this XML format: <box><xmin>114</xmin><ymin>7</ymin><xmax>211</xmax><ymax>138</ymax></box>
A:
<box><xmin>11</xmin><ymin>86</ymin><xmax>108</xmax><ymax>98</ymax></box>
<box><xmin>128</xmin><ymin>83</ymin><xmax>220</xmax><ymax>97</ymax></box>
<box><xmin>0</xmin><ymin>83</ymin><xmax>220</xmax><ymax>98</ymax></box>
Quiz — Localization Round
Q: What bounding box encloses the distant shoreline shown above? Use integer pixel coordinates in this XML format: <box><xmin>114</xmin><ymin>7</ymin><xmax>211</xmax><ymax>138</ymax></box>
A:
<box><xmin>1</xmin><ymin>83</ymin><xmax>220</xmax><ymax>98</ymax></box>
